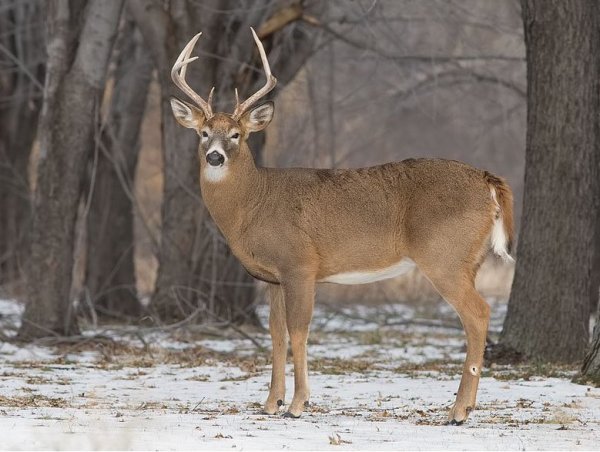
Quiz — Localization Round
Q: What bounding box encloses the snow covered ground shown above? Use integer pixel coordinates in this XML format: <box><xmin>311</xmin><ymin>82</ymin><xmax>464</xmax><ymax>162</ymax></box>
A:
<box><xmin>0</xmin><ymin>298</ymin><xmax>599</xmax><ymax>450</ymax></box>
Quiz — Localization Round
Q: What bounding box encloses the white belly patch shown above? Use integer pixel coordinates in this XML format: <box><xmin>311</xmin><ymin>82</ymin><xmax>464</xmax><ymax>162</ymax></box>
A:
<box><xmin>320</xmin><ymin>258</ymin><xmax>416</xmax><ymax>285</ymax></box>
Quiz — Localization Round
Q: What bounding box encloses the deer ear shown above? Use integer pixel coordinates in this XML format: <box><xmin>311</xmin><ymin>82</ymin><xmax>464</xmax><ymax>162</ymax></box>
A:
<box><xmin>170</xmin><ymin>97</ymin><xmax>206</xmax><ymax>129</ymax></box>
<box><xmin>241</xmin><ymin>101</ymin><xmax>274</xmax><ymax>133</ymax></box>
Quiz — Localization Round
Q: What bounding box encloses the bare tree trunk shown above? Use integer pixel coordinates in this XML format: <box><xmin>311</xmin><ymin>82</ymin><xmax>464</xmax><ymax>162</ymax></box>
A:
<box><xmin>582</xmin><ymin>223</ymin><xmax>600</xmax><ymax>381</ymax></box>
<box><xmin>127</xmin><ymin>0</ymin><xmax>204</xmax><ymax>322</ymax></box>
<box><xmin>590</xmin><ymin>221</ymin><xmax>600</xmax><ymax>315</ymax></box>
<box><xmin>495</xmin><ymin>0</ymin><xmax>600</xmax><ymax>363</ymax></box>
<box><xmin>582</xmin><ymin>301</ymin><xmax>600</xmax><ymax>383</ymax></box>
<box><xmin>18</xmin><ymin>0</ymin><xmax>123</xmax><ymax>340</ymax></box>
<box><xmin>84</xmin><ymin>18</ymin><xmax>152</xmax><ymax>320</ymax></box>
<box><xmin>581</xmin><ymin>74</ymin><xmax>600</xmax><ymax>383</ymax></box>
<box><xmin>129</xmin><ymin>0</ymin><xmax>323</xmax><ymax>324</ymax></box>
<box><xmin>0</xmin><ymin>0</ymin><xmax>45</xmax><ymax>291</ymax></box>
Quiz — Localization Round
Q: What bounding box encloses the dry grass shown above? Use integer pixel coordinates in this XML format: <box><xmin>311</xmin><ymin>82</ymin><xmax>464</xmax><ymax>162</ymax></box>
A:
<box><xmin>0</xmin><ymin>394</ymin><xmax>69</xmax><ymax>408</ymax></box>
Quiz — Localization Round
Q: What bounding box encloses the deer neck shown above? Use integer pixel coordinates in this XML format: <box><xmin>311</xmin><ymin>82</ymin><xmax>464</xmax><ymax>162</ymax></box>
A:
<box><xmin>199</xmin><ymin>145</ymin><xmax>264</xmax><ymax>240</ymax></box>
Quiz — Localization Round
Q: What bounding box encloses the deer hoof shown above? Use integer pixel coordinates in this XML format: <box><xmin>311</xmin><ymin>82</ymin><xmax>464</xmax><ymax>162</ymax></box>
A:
<box><xmin>447</xmin><ymin>419</ymin><xmax>464</xmax><ymax>426</ymax></box>
<box><xmin>263</xmin><ymin>398</ymin><xmax>284</xmax><ymax>415</ymax></box>
<box><xmin>447</xmin><ymin>404</ymin><xmax>473</xmax><ymax>425</ymax></box>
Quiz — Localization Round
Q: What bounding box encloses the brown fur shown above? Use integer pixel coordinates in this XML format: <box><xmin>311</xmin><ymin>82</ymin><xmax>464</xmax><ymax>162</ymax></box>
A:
<box><xmin>171</xmin><ymin>83</ymin><xmax>514</xmax><ymax>425</ymax></box>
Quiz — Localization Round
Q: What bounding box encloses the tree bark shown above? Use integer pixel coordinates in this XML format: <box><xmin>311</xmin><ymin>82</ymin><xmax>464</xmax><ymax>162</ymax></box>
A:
<box><xmin>590</xmin><ymin>221</ymin><xmax>600</xmax><ymax>315</ymax></box>
<box><xmin>581</xmin><ymin>62</ymin><xmax>600</xmax><ymax>383</ymax></box>
<box><xmin>127</xmin><ymin>0</ymin><xmax>204</xmax><ymax>322</ymax></box>
<box><xmin>582</xmin><ymin>302</ymin><xmax>600</xmax><ymax>383</ymax></box>
<box><xmin>496</xmin><ymin>0</ymin><xmax>600</xmax><ymax>363</ymax></box>
<box><xmin>129</xmin><ymin>0</ymin><xmax>323</xmax><ymax>324</ymax></box>
<box><xmin>0</xmin><ymin>1</ymin><xmax>45</xmax><ymax>291</ymax></box>
<box><xmin>84</xmin><ymin>18</ymin><xmax>152</xmax><ymax>320</ymax></box>
<box><xmin>582</xmin><ymin>222</ymin><xmax>600</xmax><ymax>381</ymax></box>
<box><xmin>18</xmin><ymin>0</ymin><xmax>123</xmax><ymax>339</ymax></box>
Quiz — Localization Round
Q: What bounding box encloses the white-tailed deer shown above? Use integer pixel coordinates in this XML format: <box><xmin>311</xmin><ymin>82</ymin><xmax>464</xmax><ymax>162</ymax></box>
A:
<box><xmin>170</xmin><ymin>29</ymin><xmax>514</xmax><ymax>425</ymax></box>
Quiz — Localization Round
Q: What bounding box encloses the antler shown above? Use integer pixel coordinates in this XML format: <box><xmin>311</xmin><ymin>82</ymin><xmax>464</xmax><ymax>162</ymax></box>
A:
<box><xmin>232</xmin><ymin>28</ymin><xmax>278</xmax><ymax>119</ymax></box>
<box><xmin>171</xmin><ymin>32</ymin><xmax>214</xmax><ymax>119</ymax></box>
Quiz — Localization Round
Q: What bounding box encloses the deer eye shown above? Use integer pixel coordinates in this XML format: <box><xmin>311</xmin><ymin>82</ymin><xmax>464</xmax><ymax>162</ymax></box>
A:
<box><xmin>230</xmin><ymin>133</ymin><xmax>240</xmax><ymax>140</ymax></box>
<box><xmin>201</xmin><ymin>131</ymin><xmax>208</xmax><ymax>138</ymax></box>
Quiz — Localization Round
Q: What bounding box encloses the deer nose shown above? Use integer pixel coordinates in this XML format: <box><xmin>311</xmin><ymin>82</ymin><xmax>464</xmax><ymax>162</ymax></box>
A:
<box><xmin>206</xmin><ymin>151</ymin><xmax>225</xmax><ymax>166</ymax></box>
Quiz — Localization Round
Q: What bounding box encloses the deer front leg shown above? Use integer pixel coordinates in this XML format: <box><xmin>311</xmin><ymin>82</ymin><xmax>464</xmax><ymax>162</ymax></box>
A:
<box><xmin>264</xmin><ymin>283</ymin><xmax>287</xmax><ymax>415</ymax></box>
<box><xmin>280</xmin><ymin>275</ymin><xmax>315</xmax><ymax>418</ymax></box>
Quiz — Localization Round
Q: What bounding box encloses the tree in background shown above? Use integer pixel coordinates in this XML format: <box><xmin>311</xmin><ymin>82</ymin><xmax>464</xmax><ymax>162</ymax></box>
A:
<box><xmin>0</xmin><ymin>0</ymin><xmax>44</xmax><ymax>290</ymax></box>
<box><xmin>495</xmin><ymin>0</ymin><xmax>600</xmax><ymax>362</ymax></box>
<box><xmin>83</xmin><ymin>17</ymin><xmax>152</xmax><ymax>320</ymax></box>
<box><xmin>581</xmin><ymin>197</ymin><xmax>600</xmax><ymax>380</ymax></box>
<box><xmin>583</xmin><ymin>304</ymin><xmax>600</xmax><ymax>382</ymax></box>
<box><xmin>590</xmin><ymin>226</ymin><xmax>600</xmax><ymax>314</ymax></box>
<box><xmin>18</xmin><ymin>0</ymin><xmax>124</xmax><ymax>339</ymax></box>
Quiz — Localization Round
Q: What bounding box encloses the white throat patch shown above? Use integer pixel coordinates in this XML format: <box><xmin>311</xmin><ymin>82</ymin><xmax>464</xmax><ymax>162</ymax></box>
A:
<box><xmin>204</xmin><ymin>164</ymin><xmax>228</xmax><ymax>183</ymax></box>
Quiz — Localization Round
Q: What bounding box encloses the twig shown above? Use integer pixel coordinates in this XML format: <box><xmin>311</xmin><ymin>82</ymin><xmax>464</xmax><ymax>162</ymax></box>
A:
<box><xmin>0</xmin><ymin>42</ymin><xmax>44</xmax><ymax>90</ymax></box>
<box><xmin>191</xmin><ymin>397</ymin><xmax>205</xmax><ymax>412</ymax></box>
<box><xmin>316</xmin><ymin>20</ymin><xmax>524</xmax><ymax>63</ymax></box>
<box><xmin>319</xmin><ymin>304</ymin><xmax>463</xmax><ymax>331</ymax></box>
<box><xmin>203</xmin><ymin>308</ymin><xmax>265</xmax><ymax>351</ymax></box>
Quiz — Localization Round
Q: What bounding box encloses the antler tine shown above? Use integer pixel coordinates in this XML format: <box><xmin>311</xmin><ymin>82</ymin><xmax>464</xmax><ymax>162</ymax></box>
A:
<box><xmin>232</xmin><ymin>27</ymin><xmax>278</xmax><ymax>119</ymax></box>
<box><xmin>171</xmin><ymin>32</ymin><xmax>213</xmax><ymax>118</ymax></box>
<box><xmin>207</xmin><ymin>87</ymin><xmax>215</xmax><ymax>106</ymax></box>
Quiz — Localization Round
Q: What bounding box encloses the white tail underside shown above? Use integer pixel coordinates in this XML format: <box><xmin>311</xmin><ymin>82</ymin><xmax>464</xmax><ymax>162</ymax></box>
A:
<box><xmin>489</xmin><ymin>187</ymin><xmax>514</xmax><ymax>263</ymax></box>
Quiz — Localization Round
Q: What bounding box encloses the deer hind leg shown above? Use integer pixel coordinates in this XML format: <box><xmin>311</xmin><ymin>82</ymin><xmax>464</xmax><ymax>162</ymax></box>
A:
<box><xmin>264</xmin><ymin>283</ymin><xmax>288</xmax><ymax>415</ymax></box>
<box><xmin>280</xmin><ymin>275</ymin><xmax>315</xmax><ymax>418</ymax></box>
<box><xmin>422</xmin><ymin>268</ymin><xmax>490</xmax><ymax>425</ymax></box>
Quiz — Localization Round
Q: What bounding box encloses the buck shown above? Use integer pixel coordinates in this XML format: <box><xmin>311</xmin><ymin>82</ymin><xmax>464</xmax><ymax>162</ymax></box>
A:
<box><xmin>170</xmin><ymin>29</ymin><xmax>514</xmax><ymax>425</ymax></box>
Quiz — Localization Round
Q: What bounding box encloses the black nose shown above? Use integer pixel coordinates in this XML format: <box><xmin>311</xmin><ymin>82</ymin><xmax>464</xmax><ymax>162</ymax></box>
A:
<box><xmin>206</xmin><ymin>151</ymin><xmax>225</xmax><ymax>166</ymax></box>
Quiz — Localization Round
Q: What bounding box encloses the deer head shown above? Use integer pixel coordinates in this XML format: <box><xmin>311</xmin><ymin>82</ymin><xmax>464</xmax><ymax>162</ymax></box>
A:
<box><xmin>169</xmin><ymin>29</ymin><xmax>277</xmax><ymax>182</ymax></box>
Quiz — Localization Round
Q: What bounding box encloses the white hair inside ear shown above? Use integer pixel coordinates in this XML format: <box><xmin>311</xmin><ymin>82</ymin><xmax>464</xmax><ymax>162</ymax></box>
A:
<box><xmin>170</xmin><ymin>98</ymin><xmax>203</xmax><ymax>129</ymax></box>
<box><xmin>244</xmin><ymin>101</ymin><xmax>274</xmax><ymax>132</ymax></box>
<box><xmin>170</xmin><ymin>98</ymin><xmax>191</xmax><ymax>118</ymax></box>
